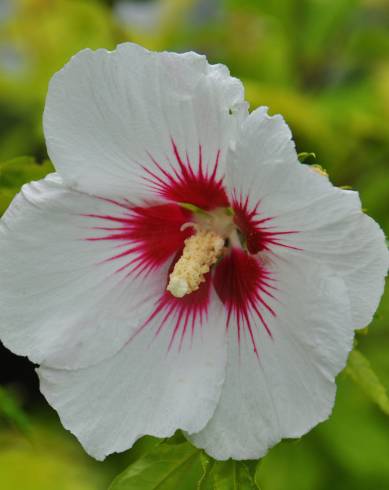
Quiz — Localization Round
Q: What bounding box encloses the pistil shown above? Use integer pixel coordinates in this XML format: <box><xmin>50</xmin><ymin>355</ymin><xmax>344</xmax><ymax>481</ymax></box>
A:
<box><xmin>167</xmin><ymin>229</ymin><xmax>225</xmax><ymax>298</ymax></box>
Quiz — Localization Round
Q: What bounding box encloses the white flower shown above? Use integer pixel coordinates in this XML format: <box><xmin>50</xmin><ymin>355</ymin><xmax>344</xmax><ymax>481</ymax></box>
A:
<box><xmin>0</xmin><ymin>43</ymin><xmax>387</xmax><ymax>461</ymax></box>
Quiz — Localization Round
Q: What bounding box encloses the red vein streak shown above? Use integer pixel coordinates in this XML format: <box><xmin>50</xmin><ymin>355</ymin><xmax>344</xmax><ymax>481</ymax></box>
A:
<box><xmin>233</xmin><ymin>193</ymin><xmax>300</xmax><ymax>254</ymax></box>
<box><xmin>83</xmin><ymin>202</ymin><xmax>191</xmax><ymax>278</ymax></box>
<box><xmin>142</xmin><ymin>139</ymin><xmax>229</xmax><ymax>210</ymax></box>
<box><xmin>213</xmin><ymin>248</ymin><xmax>277</xmax><ymax>357</ymax></box>
<box><xmin>137</xmin><ymin>263</ymin><xmax>212</xmax><ymax>352</ymax></box>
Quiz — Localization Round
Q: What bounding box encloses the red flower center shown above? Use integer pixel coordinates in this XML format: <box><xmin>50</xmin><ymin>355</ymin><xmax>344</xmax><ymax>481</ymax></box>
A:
<box><xmin>84</xmin><ymin>140</ymin><xmax>298</xmax><ymax>354</ymax></box>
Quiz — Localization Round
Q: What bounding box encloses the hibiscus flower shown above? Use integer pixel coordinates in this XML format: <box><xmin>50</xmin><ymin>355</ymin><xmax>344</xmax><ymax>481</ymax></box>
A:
<box><xmin>0</xmin><ymin>43</ymin><xmax>387</xmax><ymax>461</ymax></box>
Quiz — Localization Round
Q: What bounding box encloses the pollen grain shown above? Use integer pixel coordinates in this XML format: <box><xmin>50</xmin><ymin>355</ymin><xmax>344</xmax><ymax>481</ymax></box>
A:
<box><xmin>167</xmin><ymin>230</ymin><xmax>225</xmax><ymax>298</ymax></box>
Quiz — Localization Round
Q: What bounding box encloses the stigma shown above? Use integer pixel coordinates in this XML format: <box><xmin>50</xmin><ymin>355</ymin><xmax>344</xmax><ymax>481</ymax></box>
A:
<box><xmin>167</xmin><ymin>229</ymin><xmax>225</xmax><ymax>298</ymax></box>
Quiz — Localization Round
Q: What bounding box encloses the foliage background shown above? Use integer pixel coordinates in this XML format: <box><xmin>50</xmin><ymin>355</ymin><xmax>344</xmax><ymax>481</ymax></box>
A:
<box><xmin>0</xmin><ymin>0</ymin><xmax>388</xmax><ymax>488</ymax></box>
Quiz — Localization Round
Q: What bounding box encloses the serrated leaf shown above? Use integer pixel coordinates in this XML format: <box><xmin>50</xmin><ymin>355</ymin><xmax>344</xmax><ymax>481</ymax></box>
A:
<box><xmin>109</xmin><ymin>441</ymin><xmax>204</xmax><ymax>490</ymax></box>
<box><xmin>345</xmin><ymin>349</ymin><xmax>389</xmax><ymax>415</ymax></box>
<box><xmin>0</xmin><ymin>386</ymin><xmax>30</xmax><ymax>435</ymax></box>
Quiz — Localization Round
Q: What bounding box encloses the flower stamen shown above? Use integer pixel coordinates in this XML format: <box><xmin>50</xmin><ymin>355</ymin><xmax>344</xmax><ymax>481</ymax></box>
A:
<box><xmin>167</xmin><ymin>230</ymin><xmax>225</xmax><ymax>298</ymax></box>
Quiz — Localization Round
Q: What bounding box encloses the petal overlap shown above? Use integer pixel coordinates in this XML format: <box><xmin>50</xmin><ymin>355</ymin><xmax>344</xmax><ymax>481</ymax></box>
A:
<box><xmin>189</xmin><ymin>258</ymin><xmax>353</xmax><ymax>460</ymax></box>
<box><xmin>227</xmin><ymin>107</ymin><xmax>389</xmax><ymax>330</ymax></box>
<box><xmin>0</xmin><ymin>43</ymin><xmax>387</xmax><ymax>464</ymax></box>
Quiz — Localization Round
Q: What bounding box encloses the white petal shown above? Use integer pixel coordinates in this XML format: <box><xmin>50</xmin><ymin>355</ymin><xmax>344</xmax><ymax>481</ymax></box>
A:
<box><xmin>44</xmin><ymin>42</ymin><xmax>248</xmax><ymax>201</ymax></box>
<box><xmin>38</xmin><ymin>294</ymin><xmax>227</xmax><ymax>460</ymax></box>
<box><xmin>227</xmin><ymin>106</ymin><xmax>298</xmax><ymax>173</ymax></box>
<box><xmin>227</xmin><ymin>107</ymin><xmax>389</xmax><ymax>329</ymax></box>
<box><xmin>189</xmin><ymin>258</ymin><xmax>353</xmax><ymax>460</ymax></box>
<box><xmin>0</xmin><ymin>174</ymin><xmax>169</xmax><ymax>369</ymax></box>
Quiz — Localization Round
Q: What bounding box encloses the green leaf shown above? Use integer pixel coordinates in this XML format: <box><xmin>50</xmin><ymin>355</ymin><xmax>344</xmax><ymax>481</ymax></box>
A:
<box><xmin>109</xmin><ymin>441</ymin><xmax>204</xmax><ymax>490</ymax></box>
<box><xmin>0</xmin><ymin>386</ymin><xmax>30</xmax><ymax>435</ymax></box>
<box><xmin>198</xmin><ymin>460</ymin><xmax>261</xmax><ymax>490</ymax></box>
<box><xmin>197</xmin><ymin>453</ymin><xmax>212</xmax><ymax>490</ymax></box>
<box><xmin>248</xmin><ymin>460</ymin><xmax>262</xmax><ymax>489</ymax></box>
<box><xmin>211</xmin><ymin>460</ymin><xmax>259</xmax><ymax>489</ymax></box>
<box><xmin>345</xmin><ymin>349</ymin><xmax>389</xmax><ymax>415</ymax></box>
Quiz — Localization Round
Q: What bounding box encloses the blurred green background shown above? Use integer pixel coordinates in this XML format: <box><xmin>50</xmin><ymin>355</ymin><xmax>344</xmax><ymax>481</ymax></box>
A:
<box><xmin>0</xmin><ymin>0</ymin><xmax>388</xmax><ymax>489</ymax></box>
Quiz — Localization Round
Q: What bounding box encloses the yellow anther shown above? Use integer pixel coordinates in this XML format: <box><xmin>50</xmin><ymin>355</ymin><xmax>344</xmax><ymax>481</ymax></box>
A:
<box><xmin>167</xmin><ymin>230</ymin><xmax>225</xmax><ymax>298</ymax></box>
